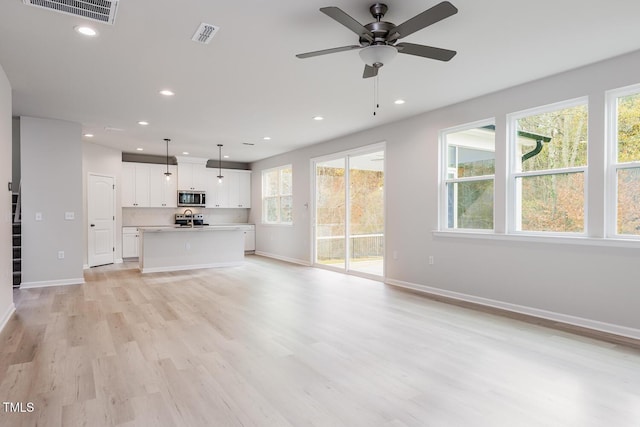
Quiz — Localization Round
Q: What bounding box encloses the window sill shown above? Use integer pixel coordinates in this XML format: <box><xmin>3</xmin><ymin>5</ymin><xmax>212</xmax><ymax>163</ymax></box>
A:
<box><xmin>432</xmin><ymin>230</ymin><xmax>640</xmax><ymax>248</ymax></box>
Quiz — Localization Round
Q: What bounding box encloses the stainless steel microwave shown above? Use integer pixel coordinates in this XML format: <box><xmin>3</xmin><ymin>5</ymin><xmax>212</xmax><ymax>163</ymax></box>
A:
<box><xmin>178</xmin><ymin>191</ymin><xmax>206</xmax><ymax>207</ymax></box>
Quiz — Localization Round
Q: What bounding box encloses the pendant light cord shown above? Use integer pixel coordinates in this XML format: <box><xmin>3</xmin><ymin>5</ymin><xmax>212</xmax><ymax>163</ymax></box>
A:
<box><xmin>217</xmin><ymin>144</ymin><xmax>224</xmax><ymax>181</ymax></box>
<box><xmin>166</xmin><ymin>139</ymin><xmax>169</xmax><ymax>173</ymax></box>
<box><xmin>164</xmin><ymin>138</ymin><xmax>172</xmax><ymax>178</ymax></box>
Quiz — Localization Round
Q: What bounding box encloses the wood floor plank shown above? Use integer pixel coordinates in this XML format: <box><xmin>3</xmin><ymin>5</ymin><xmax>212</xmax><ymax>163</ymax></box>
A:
<box><xmin>0</xmin><ymin>255</ymin><xmax>639</xmax><ymax>426</ymax></box>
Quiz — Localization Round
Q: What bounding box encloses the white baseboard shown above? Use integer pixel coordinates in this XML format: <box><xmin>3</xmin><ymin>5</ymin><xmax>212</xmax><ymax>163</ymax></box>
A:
<box><xmin>0</xmin><ymin>302</ymin><xmax>16</xmax><ymax>333</ymax></box>
<box><xmin>254</xmin><ymin>251</ymin><xmax>311</xmax><ymax>266</ymax></box>
<box><xmin>20</xmin><ymin>277</ymin><xmax>85</xmax><ymax>289</ymax></box>
<box><xmin>386</xmin><ymin>278</ymin><xmax>640</xmax><ymax>341</ymax></box>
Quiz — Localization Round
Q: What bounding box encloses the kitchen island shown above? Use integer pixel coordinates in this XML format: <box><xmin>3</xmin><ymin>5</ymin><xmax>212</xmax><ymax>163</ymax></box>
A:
<box><xmin>138</xmin><ymin>225</ymin><xmax>245</xmax><ymax>273</ymax></box>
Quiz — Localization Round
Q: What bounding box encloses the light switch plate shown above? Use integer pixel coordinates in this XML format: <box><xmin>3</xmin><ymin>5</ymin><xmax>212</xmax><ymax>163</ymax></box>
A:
<box><xmin>65</xmin><ymin>212</ymin><xmax>75</xmax><ymax>220</ymax></box>
<box><xmin>35</xmin><ymin>212</ymin><xmax>43</xmax><ymax>221</ymax></box>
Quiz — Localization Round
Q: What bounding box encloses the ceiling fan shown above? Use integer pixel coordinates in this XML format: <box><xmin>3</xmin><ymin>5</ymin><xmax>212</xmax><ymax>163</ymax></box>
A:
<box><xmin>296</xmin><ymin>2</ymin><xmax>458</xmax><ymax>78</ymax></box>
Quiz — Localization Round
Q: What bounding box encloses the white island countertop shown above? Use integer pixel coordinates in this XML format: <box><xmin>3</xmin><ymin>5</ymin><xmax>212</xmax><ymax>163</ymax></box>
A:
<box><xmin>138</xmin><ymin>225</ymin><xmax>245</xmax><ymax>273</ymax></box>
<box><xmin>139</xmin><ymin>224</ymin><xmax>249</xmax><ymax>232</ymax></box>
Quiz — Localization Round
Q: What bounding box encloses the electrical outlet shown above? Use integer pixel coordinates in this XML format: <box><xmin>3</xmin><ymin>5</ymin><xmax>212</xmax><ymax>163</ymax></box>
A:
<box><xmin>58</xmin><ymin>251</ymin><xmax>65</xmax><ymax>259</ymax></box>
<box><xmin>35</xmin><ymin>212</ymin><xmax>43</xmax><ymax>221</ymax></box>
<box><xmin>428</xmin><ymin>256</ymin><xmax>434</xmax><ymax>265</ymax></box>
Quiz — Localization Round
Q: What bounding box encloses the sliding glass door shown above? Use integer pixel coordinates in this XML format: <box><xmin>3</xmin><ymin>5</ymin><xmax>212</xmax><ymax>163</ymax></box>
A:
<box><xmin>313</xmin><ymin>145</ymin><xmax>385</xmax><ymax>278</ymax></box>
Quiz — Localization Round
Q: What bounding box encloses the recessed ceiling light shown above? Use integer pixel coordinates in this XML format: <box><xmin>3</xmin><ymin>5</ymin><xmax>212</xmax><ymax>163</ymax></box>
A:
<box><xmin>313</xmin><ymin>116</ymin><xmax>324</xmax><ymax>121</ymax></box>
<box><xmin>159</xmin><ymin>89</ymin><xmax>175</xmax><ymax>96</ymax></box>
<box><xmin>394</xmin><ymin>99</ymin><xmax>406</xmax><ymax>105</ymax></box>
<box><xmin>137</xmin><ymin>121</ymin><xmax>149</xmax><ymax>126</ymax></box>
<box><xmin>223</xmin><ymin>155</ymin><xmax>229</xmax><ymax>159</ymax></box>
<box><xmin>263</xmin><ymin>136</ymin><xmax>271</xmax><ymax>141</ymax></box>
<box><xmin>74</xmin><ymin>26</ymin><xmax>97</xmax><ymax>37</ymax></box>
<box><xmin>136</xmin><ymin>147</ymin><xmax>144</xmax><ymax>151</ymax></box>
<box><xmin>83</xmin><ymin>133</ymin><xmax>94</xmax><ymax>138</ymax></box>
<box><xmin>182</xmin><ymin>152</ymin><xmax>189</xmax><ymax>155</ymax></box>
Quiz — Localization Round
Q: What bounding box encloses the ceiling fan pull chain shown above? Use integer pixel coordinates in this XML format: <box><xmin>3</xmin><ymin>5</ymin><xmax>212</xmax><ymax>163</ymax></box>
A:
<box><xmin>376</xmin><ymin>75</ymin><xmax>380</xmax><ymax>110</ymax></box>
<box><xmin>373</xmin><ymin>74</ymin><xmax>380</xmax><ymax>116</ymax></box>
<box><xmin>373</xmin><ymin>76</ymin><xmax>378</xmax><ymax>116</ymax></box>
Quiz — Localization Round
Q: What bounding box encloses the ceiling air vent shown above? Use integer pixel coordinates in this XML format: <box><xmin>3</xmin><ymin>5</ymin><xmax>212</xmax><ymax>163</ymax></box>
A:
<box><xmin>23</xmin><ymin>0</ymin><xmax>119</xmax><ymax>25</ymax></box>
<box><xmin>191</xmin><ymin>23</ymin><xmax>219</xmax><ymax>44</ymax></box>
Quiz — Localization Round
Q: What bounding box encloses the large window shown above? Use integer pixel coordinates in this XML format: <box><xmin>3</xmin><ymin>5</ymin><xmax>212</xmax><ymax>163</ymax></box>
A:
<box><xmin>262</xmin><ymin>165</ymin><xmax>292</xmax><ymax>224</ymax></box>
<box><xmin>608</xmin><ymin>85</ymin><xmax>640</xmax><ymax>237</ymax></box>
<box><xmin>441</xmin><ymin>122</ymin><xmax>495</xmax><ymax>230</ymax></box>
<box><xmin>509</xmin><ymin>99</ymin><xmax>588</xmax><ymax>234</ymax></box>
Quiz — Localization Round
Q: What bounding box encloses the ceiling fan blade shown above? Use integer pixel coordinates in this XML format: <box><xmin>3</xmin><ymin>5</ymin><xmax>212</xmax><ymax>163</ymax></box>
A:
<box><xmin>396</xmin><ymin>42</ymin><xmax>457</xmax><ymax>61</ymax></box>
<box><xmin>363</xmin><ymin>64</ymin><xmax>379</xmax><ymax>79</ymax></box>
<box><xmin>296</xmin><ymin>45</ymin><xmax>362</xmax><ymax>59</ymax></box>
<box><xmin>388</xmin><ymin>1</ymin><xmax>458</xmax><ymax>41</ymax></box>
<box><xmin>320</xmin><ymin>6</ymin><xmax>374</xmax><ymax>42</ymax></box>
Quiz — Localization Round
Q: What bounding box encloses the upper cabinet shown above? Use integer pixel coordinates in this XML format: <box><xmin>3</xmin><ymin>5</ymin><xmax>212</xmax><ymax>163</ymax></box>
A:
<box><xmin>149</xmin><ymin>164</ymin><xmax>177</xmax><ymax>207</ymax></box>
<box><xmin>176</xmin><ymin>156</ymin><xmax>208</xmax><ymax>191</ymax></box>
<box><xmin>122</xmin><ymin>162</ymin><xmax>177</xmax><ymax>208</ymax></box>
<box><xmin>122</xmin><ymin>162</ymin><xmax>150</xmax><ymax>207</ymax></box>
<box><xmin>228</xmin><ymin>170</ymin><xmax>251</xmax><ymax>208</ymax></box>
<box><xmin>207</xmin><ymin>169</ymin><xmax>251</xmax><ymax>208</ymax></box>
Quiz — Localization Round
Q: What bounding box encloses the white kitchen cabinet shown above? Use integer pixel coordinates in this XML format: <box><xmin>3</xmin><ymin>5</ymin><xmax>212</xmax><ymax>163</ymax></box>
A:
<box><xmin>149</xmin><ymin>164</ymin><xmax>177</xmax><ymax>207</ymax></box>
<box><xmin>210</xmin><ymin>175</ymin><xmax>229</xmax><ymax>208</ymax></box>
<box><xmin>122</xmin><ymin>162</ymin><xmax>150</xmax><ymax>207</ymax></box>
<box><xmin>227</xmin><ymin>170</ymin><xmax>251</xmax><ymax>208</ymax></box>
<box><xmin>243</xmin><ymin>228</ymin><xmax>255</xmax><ymax>252</ymax></box>
<box><xmin>177</xmin><ymin>158</ymin><xmax>208</xmax><ymax>191</ymax></box>
<box><xmin>205</xmin><ymin>168</ymin><xmax>225</xmax><ymax>208</ymax></box>
<box><xmin>208</xmin><ymin>169</ymin><xmax>251</xmax><ymax>208</ymax></box>
<box><xmin>122</xmin><ymin>227</ymin><xmax>140</xmax><ymax>258</ymax></box>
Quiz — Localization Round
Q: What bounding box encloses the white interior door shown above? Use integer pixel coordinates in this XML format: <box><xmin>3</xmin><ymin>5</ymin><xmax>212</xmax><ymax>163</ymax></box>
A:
<box><xmin>88</xmin><ymin>174</ymin><xmax>115</xmax><ymax>267</ymax></box>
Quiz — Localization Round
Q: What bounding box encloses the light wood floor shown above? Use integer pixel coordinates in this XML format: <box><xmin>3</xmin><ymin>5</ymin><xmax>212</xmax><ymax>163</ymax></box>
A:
<box><xmin>1</xmin><ymin>255</ymin><xmax>639</xmax><ymax>426</ymax></box>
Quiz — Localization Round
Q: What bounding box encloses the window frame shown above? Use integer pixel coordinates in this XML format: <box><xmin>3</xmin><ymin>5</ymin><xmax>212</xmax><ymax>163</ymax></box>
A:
<box><xmin>439</xmin><ymin>118</ymin><xmax>496</xmax><ymax>232</ymax></box>
<box><xmin>507</xmin><ymin>97</ymin><xmax>589</xmax><ymax>236</ymax></box>
<box><xmin>606</xmin><ymin>84</ymin><xmax>640</xmax><ymax>240</ymax></box>
<box><xmin>261</xmin><ymin>164</ymin><xmax>293</xmax><ymax>225</ymax></box>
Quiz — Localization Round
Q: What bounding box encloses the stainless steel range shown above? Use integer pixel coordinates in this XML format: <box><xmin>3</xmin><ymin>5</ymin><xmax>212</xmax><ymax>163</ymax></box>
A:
<box><xmin>175</xmin><ymin>213</ymin><xmax>206</xmax><ymax>227</ymax></box>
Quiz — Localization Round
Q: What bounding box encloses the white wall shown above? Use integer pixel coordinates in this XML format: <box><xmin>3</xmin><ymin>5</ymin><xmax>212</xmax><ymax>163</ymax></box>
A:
<box><xmin>21</xmin><ymin>117</ymin><xmax>84</xmax><ymax>287</ymax></box>
<box><xmin>0</xmin><ymin>64</ymin><xmax>14</xmax><ymax>330</ymax></box>
<box><xmin>250</xmin><ymin>49</ymin><xmax>640</xmax><ymax>338</ymax></box>
<box><xmin>82</xmin><ymin>141</ymin><xmax>122</xmax><ymax>264</ymax></box>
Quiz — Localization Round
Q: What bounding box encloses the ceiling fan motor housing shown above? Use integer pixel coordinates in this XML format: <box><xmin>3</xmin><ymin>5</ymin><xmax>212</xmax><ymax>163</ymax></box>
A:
<box><xmin>364</xmin><ymin>21</ymin><xmax>397</xmax><ymax>46</ymax></box>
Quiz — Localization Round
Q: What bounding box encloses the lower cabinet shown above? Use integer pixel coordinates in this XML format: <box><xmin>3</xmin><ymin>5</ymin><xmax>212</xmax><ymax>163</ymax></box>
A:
<box><xmin>122</xmin><ymin>227</ymin><xmax>140</xmax><ymax>258</ymax></box>
<box><xmin>243</xmin><ymin>228</ymin><xmax>256</xmax><ymax>252</ymax></box>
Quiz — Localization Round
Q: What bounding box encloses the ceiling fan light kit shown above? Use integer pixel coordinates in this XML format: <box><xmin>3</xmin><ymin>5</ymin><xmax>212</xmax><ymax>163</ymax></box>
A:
<box><xmin>359</xmin><ymin>45</ymin><xmax>397</xmax><ymax>67</ymax></box>
<box><xmin>296</xmin><ymin>1</ymin><xmax>458</xmax><ymax>78</ymax></box>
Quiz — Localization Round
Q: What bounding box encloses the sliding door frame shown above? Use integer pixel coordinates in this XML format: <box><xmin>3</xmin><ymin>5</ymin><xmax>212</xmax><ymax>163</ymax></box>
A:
<box><xmin>310</xmin><ymin>142</ymin><xmax>386</xmax><ymax>280</ymax></box>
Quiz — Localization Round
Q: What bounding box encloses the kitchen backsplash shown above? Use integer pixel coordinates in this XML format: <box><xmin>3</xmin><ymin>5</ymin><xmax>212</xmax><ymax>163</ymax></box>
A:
<box><xmin>123</xmin><ymin>207</ymin><xmax>249</xmax><ymax>226</ymax></box>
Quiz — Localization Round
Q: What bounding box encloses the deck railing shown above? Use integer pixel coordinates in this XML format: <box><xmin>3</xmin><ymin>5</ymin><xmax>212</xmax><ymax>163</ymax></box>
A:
<box><xmin>316</xmin><ymin>233</ymin><xmax>384</xmax><ymax>261</ymax></box>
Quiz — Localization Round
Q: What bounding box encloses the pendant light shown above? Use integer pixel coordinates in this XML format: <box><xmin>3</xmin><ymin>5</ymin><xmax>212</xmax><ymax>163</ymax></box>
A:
<box><xmin>163</xmin><ymin>138</ymin><xmax>172</xmax><ymax>180</ymax></box>
<box><xmin>217</xmin><ymin>144</ymin><xmax>224</xmax><ymax>183</ymax></box>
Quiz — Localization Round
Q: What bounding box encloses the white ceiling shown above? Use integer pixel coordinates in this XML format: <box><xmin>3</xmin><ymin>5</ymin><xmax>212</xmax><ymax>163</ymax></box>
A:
<box><xmin>2</xmin><ymin>0</ymin><xmax>640</xmax><ymax>163</ymax></box>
